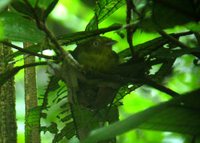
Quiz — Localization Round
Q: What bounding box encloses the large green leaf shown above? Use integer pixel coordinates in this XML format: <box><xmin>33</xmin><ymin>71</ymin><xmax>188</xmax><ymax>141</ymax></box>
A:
<box><xmin>86</xmin><ymin>0</ymin><xmax>125</xmax><ymax>30</ymax></box>
<box><xmin>12</xmin><ymin>0</ymin><xmax>57</xmax><ymax>20</ymax></box>
<box><xmin>83</xmin><ymin>89</ymin><xmax>200</xmax><ymax>143</ymax></box>
<box><xmin>0</xmin><ymin>12</ymin><xmax>45</xmax><ymax>42</ymax></box>
<box><xmin>139</xmin><ymin>89</ymin><xmax>200</xmax><ymax>134</ymax></box>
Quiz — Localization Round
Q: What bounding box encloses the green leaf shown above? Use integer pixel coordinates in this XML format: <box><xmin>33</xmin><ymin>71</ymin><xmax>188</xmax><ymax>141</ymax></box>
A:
<box><xmin>83</xmin><ymin>89</ymin><xmax>200</xmax><ymax>143</ymax></box>
<box><xmin>140</xmin><ymin>89</ymin><xmax>200</xmax><ymax>134</ymax></box>
<box><xmin>12</xmin><ymin>0</ymin><xmax>57</xmax><ymax>20</ymax></box>
<box><xmin>0</xmin><ymin>12</ymin><xmax>45</xmax><ymax>42</ymax></box>
<box><xmin>41</xmin><ymin>122</ymin><xmax>58</xmax><ymax>134</ymax></box>
<box><xmin>11</xmin><ymin>1</ymin><xmax>34</xmax><ymax>18</ymax></box>
<box><xmin>0</xmin><ymin>0</ymin><xmax>11</xmax><ymax>12</ymax></box>
<box><xmin>53</xmin><ymin>122</ymin><xmax>75</xmax><ymax>142</ymax></box>
<box><xmin>86</xmin><ymin>0</ymin><xmax>125</xmax><ymax>30</ymax></box>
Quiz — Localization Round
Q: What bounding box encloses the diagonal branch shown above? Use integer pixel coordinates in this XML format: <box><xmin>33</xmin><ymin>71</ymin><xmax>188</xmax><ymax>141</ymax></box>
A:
<box><xmin>23</xmin><ymin>0</ymin><xmax>81</xmax><ymax>70</ymax></box>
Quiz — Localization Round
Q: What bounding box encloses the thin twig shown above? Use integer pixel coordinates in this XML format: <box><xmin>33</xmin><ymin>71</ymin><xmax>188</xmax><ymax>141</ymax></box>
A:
<box><xmin>126</xmin><ymin>0</ymin><xmax>137</xmax><ymax>59</ymax></box>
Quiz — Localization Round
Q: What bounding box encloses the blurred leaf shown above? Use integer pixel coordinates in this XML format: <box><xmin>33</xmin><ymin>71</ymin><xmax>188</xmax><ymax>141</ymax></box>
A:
<box><xmin>152</xmin><ymin>0</ymin><xmax>200</xmax><ymax>29</ymax></box>
<box><xmin>0</xmin><ymin>0</ymin><xmax>11</xmax><ymax>12</ymax></box>
<box><xmin>140</xmin><ymin>89</ymin><xmax>200</xmax><ymax>134</ymax></box>
<box><xmin>12</xmin><ymin>0</ymin><xmax>57</xmax><ymax>20</ymax></box>
<box><xmin>83</xmin><ymin>89</ymin><xmax>200</xmax><ymax>143</ymax></box>
<box><xmin>86</xmin><ymin>0</ymin><xmax>125</xmax><ymax>30</ymax></box>
<box><xmin>0</xmin><ymin>12</ymin><xmax>45</xmax><ymax>42</ymax></box>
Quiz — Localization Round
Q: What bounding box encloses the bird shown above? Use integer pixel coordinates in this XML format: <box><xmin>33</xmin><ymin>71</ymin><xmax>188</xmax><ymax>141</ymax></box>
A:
<box><xmin>72</xmin><ymin>36</ymin><xmax>120</xmax><ymax>109</ymax></box>
<box><xmin>73</xmin><ymin>36</ymin><xmax>119</xmax><ymax>73</ymax></box>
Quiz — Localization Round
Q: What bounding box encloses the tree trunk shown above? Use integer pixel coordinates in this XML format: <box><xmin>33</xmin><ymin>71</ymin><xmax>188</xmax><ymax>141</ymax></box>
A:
<box><xmin>24</xmin><ymin>43</ymin><xmax>40</xmax><ymax>143</ymax></box>
<box><xmin>0</xmin><ymin>43</ymin><xmax>17</xmax><ymax>143</ymax></box>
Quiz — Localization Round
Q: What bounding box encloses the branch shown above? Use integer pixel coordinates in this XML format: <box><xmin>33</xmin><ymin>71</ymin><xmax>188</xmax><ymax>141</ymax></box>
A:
<box><xmin>2</xmin><ymin>42</ymin><xmax>56</xmax><ymax>60</ymax></box>
<box><xmin>0</xmin><ymin>61</ymin><xmax>47</xmax><ymax>86</ymax></box>
<box><xmin>17</xmin><ymin>61</ymin><xmax>48</xmax><ymax>69</ymax></box>
<box><xmin>85</xmin><ymin>70</ymin><xmax>180</xmax><ymax>98</ymax></box>
<box><xmin>23</xmin><ymin>0</ymin><xmax>81</xmax><ymax>70</ymax></box>
<box><xmin>157</xmin><ymin>30</ymin><xmax>200</xmax><ymax>59</ymax></box>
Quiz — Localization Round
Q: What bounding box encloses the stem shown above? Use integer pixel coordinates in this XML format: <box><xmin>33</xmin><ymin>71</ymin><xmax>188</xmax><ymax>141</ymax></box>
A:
<box><xmin>126</xmin><ymin>0</ymin><xmax>137</xmax><ymax>59</ymax></box>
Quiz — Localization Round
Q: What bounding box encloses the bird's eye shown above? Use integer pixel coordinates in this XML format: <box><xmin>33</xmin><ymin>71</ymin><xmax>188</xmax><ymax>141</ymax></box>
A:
<box><xmin>93</xmin><ymin>41</ymin><xmax>99</xmax><ymax>47</ymax></box>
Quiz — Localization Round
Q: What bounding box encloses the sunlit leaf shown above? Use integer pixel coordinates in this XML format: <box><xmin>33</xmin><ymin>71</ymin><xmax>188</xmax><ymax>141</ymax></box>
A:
<box><xmin>0</xmin><ymin>12</ymin><xmax>45</xmax><ymax>42</ymax></box>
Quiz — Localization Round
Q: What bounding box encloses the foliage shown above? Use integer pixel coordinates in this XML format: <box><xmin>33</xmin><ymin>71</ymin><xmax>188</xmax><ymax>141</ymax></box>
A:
<box><xmin>0</xmin><ymin>0</ymin><xmax>200</xmax><ymax>143</ymax></box>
